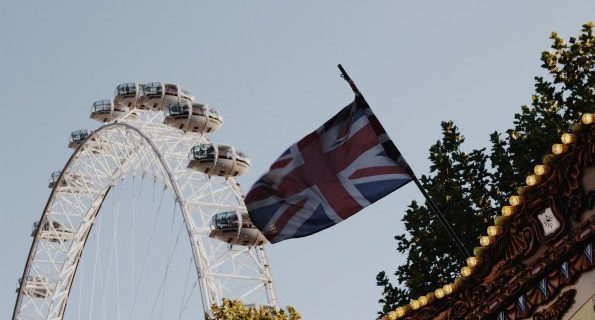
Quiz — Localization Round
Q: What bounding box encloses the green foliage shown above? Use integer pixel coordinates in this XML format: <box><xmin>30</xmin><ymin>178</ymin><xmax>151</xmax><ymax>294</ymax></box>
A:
<box><xmin>206</xmin><ymin>299</ymin><xmax>301</xmax><ymax>320</ymax></box>
<box><xmin>376</xmin><ymin>22</ymin><xmax>594</xmax><ymax>317</ymax></box>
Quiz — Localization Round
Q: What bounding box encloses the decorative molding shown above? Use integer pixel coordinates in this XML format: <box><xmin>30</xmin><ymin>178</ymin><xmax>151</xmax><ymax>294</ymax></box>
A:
<box><xmin>532</xmin><ymin>289</ymin><xmax>576</xmax><ymax>320</ymax></box>
<box><xmin>399</xmin><ymin>122</ymin><xmax>594</xmax><ymax>320</ymax></box>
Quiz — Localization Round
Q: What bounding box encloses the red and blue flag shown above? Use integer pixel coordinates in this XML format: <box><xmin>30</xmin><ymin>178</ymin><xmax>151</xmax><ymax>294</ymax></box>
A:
<box><xmin>245</xmin><ymin>96</ymin><xmax>413</xmax><ymax>243</ymax></box>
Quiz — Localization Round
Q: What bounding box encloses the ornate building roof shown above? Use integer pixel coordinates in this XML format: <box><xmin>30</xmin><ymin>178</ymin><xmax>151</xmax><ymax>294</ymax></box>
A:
<box><xmin>384</xmin><ymin>113</ymin><xmax>595</xmax><ymax>320</ymax></box>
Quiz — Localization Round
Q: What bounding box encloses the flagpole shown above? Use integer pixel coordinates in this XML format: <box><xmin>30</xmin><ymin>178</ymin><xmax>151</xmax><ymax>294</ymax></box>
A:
<box><xmin>410</xmin><ymin>176</ymin><xmax>472</xmax><ymax>258</ymax></box>
<box><xmin>337</xmin><ymin>64</ymin><xmax>472</xmax><ymax>259</ymax></box>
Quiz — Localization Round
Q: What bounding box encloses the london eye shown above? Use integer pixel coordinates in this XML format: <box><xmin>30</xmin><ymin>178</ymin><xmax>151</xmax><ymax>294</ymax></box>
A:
<box><xmin>13</xmin><ymin>82</ymin><xmax>277</xmax><ymax>319</ymax></box>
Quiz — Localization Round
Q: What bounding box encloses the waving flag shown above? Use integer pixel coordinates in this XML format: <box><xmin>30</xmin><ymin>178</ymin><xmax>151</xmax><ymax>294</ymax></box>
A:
<box><xmin>245</xmin><ymin>94</ymin><xmax>413</xmax><ymax>243</ymax></box>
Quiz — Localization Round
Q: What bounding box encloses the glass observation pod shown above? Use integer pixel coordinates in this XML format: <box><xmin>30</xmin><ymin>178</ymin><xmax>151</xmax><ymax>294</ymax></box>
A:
<box><xmin>188</xmin><ymin>143</ymin><xmax>251</xmax><ymax>177</ymax></box>
<box><xmin>31</xmin><ymin>220</ymin><xmax>75</xmax><ymax>243</ymax></box>
<box><xmin>48</xmin><ymin>171</ymin><xmax>86</xmax><ymax>192</ymax></box>
<box><xmin>209</xmin><ymin>211</ymin><xmax>267</xmax><ymax>246</ymax></box>
<box><xmin>48</xmin><ymin>171</ymin><xmax>62</xmax><ymax>188</ymax></box>
<box><xmin>138</xmin><ymin>82</ymin><xmax>193</xmax><ymax>110</ymax></box>
<box><xmin>16</xmin><ymin>276</ymin><xmax>54</xmax><ymax>299</ymax></box>
<box><xmin>90</xmin><ymin>99</ymin><xmax>127</xmax><ymax>123</ymax></box>
<box><xmin>68</xmin><ymin>129</ymin><xmax>92</xmax><ymax>149</ymax></box>
<box><xmin>163</xmin><ymin>102</ymin><xmax>223</xmax><ymax>133</ymax></box>
<box><xmin>113</xmin><ymin>82</ymin><xmax>141</xmax><ymax>108</ymax></box>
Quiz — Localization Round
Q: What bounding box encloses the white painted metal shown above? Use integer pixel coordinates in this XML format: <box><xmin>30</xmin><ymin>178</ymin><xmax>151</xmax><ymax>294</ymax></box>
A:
<box><xmin>13</xmin><ymin>100</ymin><xmax>277</xmax><ymax>320</ymax></box>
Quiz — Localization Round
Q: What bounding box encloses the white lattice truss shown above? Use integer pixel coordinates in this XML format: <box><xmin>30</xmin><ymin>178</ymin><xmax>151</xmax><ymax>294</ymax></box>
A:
<box><xmin>13</xmin><ymin>110</ymin><xmax>277</xmax><ymax>320</ymax></box>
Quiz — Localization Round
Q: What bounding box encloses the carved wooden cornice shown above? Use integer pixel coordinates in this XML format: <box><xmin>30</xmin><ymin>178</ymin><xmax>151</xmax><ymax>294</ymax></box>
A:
<box><xmin>398</xmin><ymin>118</ymin><xmax>594</xmax><ymax>320</ymax></box>
<box><xmin>533</xmin><ymin>289</ymin><xmax>576</xmax><ymax>320</ymax></box>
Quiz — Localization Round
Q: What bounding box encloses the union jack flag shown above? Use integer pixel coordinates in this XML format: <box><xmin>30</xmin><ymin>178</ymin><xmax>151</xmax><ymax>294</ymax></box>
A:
<box><xmin>245</xmin><ymin>96</ymin><xmax>413</xmax><ymax>243</ymax></box>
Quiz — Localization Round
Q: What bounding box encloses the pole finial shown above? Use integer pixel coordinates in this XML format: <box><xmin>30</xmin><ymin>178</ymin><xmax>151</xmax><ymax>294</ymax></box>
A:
<box><xmin>337</xmin><ymin>64</ymin><xmax>361</xmax><ymax>96</ymax></box>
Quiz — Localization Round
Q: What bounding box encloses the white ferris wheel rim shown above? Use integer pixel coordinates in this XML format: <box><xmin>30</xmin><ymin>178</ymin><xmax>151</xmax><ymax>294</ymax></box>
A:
<box><xmin>13</xmin><ymin>109</ymin><xmax>277</xmax><ymax>320</ymax></box>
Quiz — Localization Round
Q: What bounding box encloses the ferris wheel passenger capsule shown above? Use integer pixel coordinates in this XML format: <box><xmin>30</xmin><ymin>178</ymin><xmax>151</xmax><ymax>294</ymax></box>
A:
<box><xmin>209</xmin><ymin>211</ymin><xmax>267</xmax><ymax>246</ymax></box>
<box><xmin>48</xmin><ymin>171</ymin><xmax>87</xmax><ymax>193</ymax></box>
<box><xmin>31</xmin><ymin>220</ymin><xmax>75</xmax><ymax>243</ymax></box>
<box><xmin>48</xmin><ymin>171</ymin><xmax>62</xmax><ymax>188</ymax></box>
<box><xmin>90</xmin><ymin>99</ymin><xmax>127</xmax><ymax>123</ymax></box>
<box><xmin>68</xmin><ymin>129</ymin><xmax>92</xmax><ymax>149</ymax></box>
<box><xmin>163</xmin><ymin>103</ymin><xmax>191</xmax><ymax>130</ymax></box>
<box><xmin>164</xmin><ymin>102</ymin><xmax>223</xmax><ymax>133</ymax></box>
<box><xmin>16</xmin><ymin>276</ymin><xmax>54</xmax><ymax>299</ymax></box>
<box><xmin>161</xmin><ymin>83</ymin><xmax>193</xmax><ymax>107</ymax></box>
<box><xmin>114</xmin><ymin>82</ymin><xmax>141</xmax><ymax>108</ymax></box>
<box><xmin>138</xmin><ymin>82</ymin><xmax>163</xmax><ymax>110</ymax></box>
<box><xmin>139</xmin><ymin>82</ymin><xmax>193</xmax><ymax>110</ymax></box>
<box><xmin>179</xmin><ymin>87</ymin><xmax>194</xmax><ymax>103</ymax></box>
<box><xmin>188</xmin><ymin>143</ymin><xmax>250</xmax><ymax>177</ymax></box>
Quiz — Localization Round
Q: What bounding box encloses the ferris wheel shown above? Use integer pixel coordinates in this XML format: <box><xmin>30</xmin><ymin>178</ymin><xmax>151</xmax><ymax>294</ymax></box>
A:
<box><xmin>12</xmin><ymin>82</ymin><xmax>277</xmax><ymax>320</ymax></box>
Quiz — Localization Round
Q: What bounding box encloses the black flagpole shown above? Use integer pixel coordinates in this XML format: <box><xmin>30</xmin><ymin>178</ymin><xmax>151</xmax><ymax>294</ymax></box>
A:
<box><xmin>337</xmin><ymin>64</ymin><xmax>472</xmax><ymax>259</ymax></box>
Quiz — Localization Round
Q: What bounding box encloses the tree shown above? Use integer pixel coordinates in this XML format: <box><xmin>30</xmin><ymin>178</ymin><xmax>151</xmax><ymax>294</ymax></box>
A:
<box><xmin>376</xmin><ymin>22</ymin><xmax>594</xmax><ymax>318</ymax></box>
<box><xmin>206</xmin><ymin>299</ymin><xmax>301</xmax><ymax>320</ymax></box>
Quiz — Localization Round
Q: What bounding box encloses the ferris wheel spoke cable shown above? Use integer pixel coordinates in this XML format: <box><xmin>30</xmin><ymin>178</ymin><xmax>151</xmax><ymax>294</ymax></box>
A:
<box><xmin>147</xmin><ymin>201</ymin><xmax>185</xmax><ymax>320</ymax></box>
<box><xmin>130</xmin><ymin>175</ymin><xmax>140</xmax><ymax>320</ymax></box>
<box><xmin>179</xmin><ymin>279</ymin><xmax>199</xmax><ymax>319</ymax></box>
<box><xmin>129</xmin><ymin>181</ymin><xmax>165</xmax><ymax>318</ymax></box>
<box><xmin>161</xmin><ymin>204</ymin><xmax>187</xmax><ymax>319</ymax></box>
<box><xmin>177</xmin><ymin>256</ymin><xmax>194</xmax><ymax>319</ymax></box>
<box><xmin>77</xmin><ymin>244</ymin><xmax>83</xmax><ymax>319</ymax></box>
<box><xmin>179</xmin><ymin>281</ymin><xmax>199</xmax><ymax>320</ymax></box>
<box><xmin>114</xmin><ymin>183</ymin><xmax>122</xmax><ymax>320</ymax></box>
<box><xmin>100</xmin><ymin>183</ymin><xmax>123</xmax><ymax>320</ymax></box>
<box><xmin>89</xmin><ymin>202</ymin><xmax>105</xmax><ymax>320</ymax></box>
<box><xmin>160</xmin><ymin>219</ymin><xmax>187</xmax><ymax>320</ymax></box>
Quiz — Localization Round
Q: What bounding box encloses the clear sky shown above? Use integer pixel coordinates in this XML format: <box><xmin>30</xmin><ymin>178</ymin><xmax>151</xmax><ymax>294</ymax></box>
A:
<box><xmin>1</xmin><ymin>1</ymin><xmax>593</xmax><ymax>319</ymax></box>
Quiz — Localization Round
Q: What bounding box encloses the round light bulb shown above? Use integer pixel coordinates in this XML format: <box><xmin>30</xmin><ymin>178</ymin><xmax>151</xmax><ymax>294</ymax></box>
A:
<box><xmin>509</xmin><ymin>195</ymin><xmax>524</xmax><ymax>206</ymax></box>
<box><xmin>494</xmin><ymin>215</ymin><xmax>509</xmax><ymax>226</ymax></box>
<box><xmin>534</xmin><ymin>164</ymin><xmax>549</xmax><ymax>176</ymax></box>
<box><xmin>410</xmin><ymin>299</ymin><xmax>420</xmax><ymax>310</ymax></box>
<box><xmin>443</xmin><ymin>284</ymin><xmax>453</xmax><ymax>295</ymax></box>
<box><xmin>542</xmin><ymin>153</ymin><xmax>555</xmax><ymax>164</ymax></box>
<box><xmin>387</xmin><ymin>311</ymin><xmax>397</xmax><ymax>320</ymax></box>
<box><xmin>526</xmin><ymin>174</ymin><xmax>542</xmax><ymax>186</ymax></box>
<box><xmin>552</xmin><ymin>143</ymin><xmax>568</xmax><ymax>155</ymax></box>
<box><xmin>473</xmin><ymin>246</ymin><xmax>485</xmax><ymax>256</ymax></box>
<box><xmin>502</xmin><ymin>205</ymin><xmax>517</xmax><ymax>216</ymax></box>
<box><xmin>467</xmin><ymin>256</ymin><xmax>481</xmax><ymax>267</ymax></box>
<box><xmin>395</xmin><ymin>307</ymin><xmax>405</xmax><ymax>317</ymax></box>
<box><xmin>418</xmin><ymin>295</ymin><xmax>428</xmax><ymax>306</ymax></box>
<box><xmin>561</xmin><ymin>133</ymin><xmax>576</xmax><ymax>144</ymax></box>
<box><xmin>582</xmin><ymin>113</ymin><xmax>593</xmax><ymax>125</ymax></box>
<box><xmin>571</xmin><ymin>123</ymin><xmax>582</xmax><ymax>132</ymax></box>
<box><xmin>461</xmin><ymin>266</ymin><xmax>473</xmax><ymax>277</ymax></box>
<box><xmin>480</xmin><ymin>235</ymin><xmax>495</xmax><ymax>247</ymax></box>
<box><xmin>454</xmin><ymin>277</ymin><xmax>463</xmax><ymax>288</ymax></box>
<box><xmin>435</xmin><ymin>288</ymin><xmax>445</xmax><ymax>299</ymax></box>
<box><xmin>517</xmin><ymin>186</ymin><xmax>527</xmax><ymax>195</ymax></box>
<box><xmin>425</xmin><ymin>293</ymin><xmax>435</xmax><ymax>304</ymax></box>
<box><xmin>487</xmin><ymin>225</ymin><xmax>503</xmax><ymax>236</ymax></box>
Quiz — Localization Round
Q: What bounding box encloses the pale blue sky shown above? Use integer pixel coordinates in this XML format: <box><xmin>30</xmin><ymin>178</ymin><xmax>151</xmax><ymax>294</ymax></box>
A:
<box><xmin>1</xmin><ymin>1</ymin><xmax>593</xmax><ymax>319</ymax></box>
